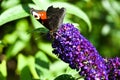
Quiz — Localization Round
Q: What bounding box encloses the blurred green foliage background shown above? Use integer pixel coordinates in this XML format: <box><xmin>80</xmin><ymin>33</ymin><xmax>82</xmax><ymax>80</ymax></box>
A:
<box><xmin>0</xmin><ymin>0</ymin><xmax>120</xmax><ymax>80</ymax></box>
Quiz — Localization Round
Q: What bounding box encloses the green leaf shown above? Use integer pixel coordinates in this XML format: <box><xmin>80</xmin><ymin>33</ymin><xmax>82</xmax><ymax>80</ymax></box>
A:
<box><xmin>20</xmin><ymin>66</ymin><xmax>32</xmax><ymax>80</ymax></box>
<box><xmin>51</xmin><ymin>2</ymin><xmax>92</xmax><ymax>31</ymax></box>
<box><xmin>6</xmin><ymin>40</ymin><xmax>25</xmax><ymax>59</ymax></box>
<box><xmin>50</xmin><ymin>61</ymin><xmax>68</xmax><ymax>72</ymax></box>
<box><xmin>30</xmin><ymin>28</ymin><xmax>49</xmax><ymax>34</ymax></box>
<box><xmin>35</xmin><ymin>51</ymin><xmax>52</xmax><ymax>79</ymax></box>
<box><xmin>17</xmin><ymin>54</ymin><xmax>28</xmax><ymax>72</ymax></box>
<box><xmin>0</xmin><ymin>60</ymin><xmax>7</xmax><ymax>80</ymax></box>
<box><xmin>1</xmin><ymin>0</ymin><xmax>20</xmax><ymax>9</ymax></box>
<box><xmin>32</xmin><ymin>0</ymin><xmax>49</xmax><ymax>9</ymax></box>
<box><xmin>17</xmin><ymin>54</ymin><xmax>39</xmax><ymax>79</ymax></box>
<box><xmin>38</xmin><ymin>42</ymin><xmax>57</xmax><ymax>59</ymax></box>
<box><xmin>27</xmin><ymin>56</ymin><xmax>39</xmax><ymax>79</ymax></box>
<box><xmin>0</xmin><ymin>72</ymin><xmax>6</xmax><ymax>80</ymax></box>
<box><xmin>32</xmin><ymin>0</ymin><xmax>42</xmax><ymax>9</ymax></box>
<box><xmin>0</xmin><ymin>4</ymin><xmax>36</xmax><ymax>26</ymax></box>
<box><xmin>54</xmin><ymin>74</ymin><xmax>75</xmax><ymax>80</ymax></box>
<box><xmin>35</xmin><ymin>51</ymin><xmax>49</xmax><ymax>69</ymax></box>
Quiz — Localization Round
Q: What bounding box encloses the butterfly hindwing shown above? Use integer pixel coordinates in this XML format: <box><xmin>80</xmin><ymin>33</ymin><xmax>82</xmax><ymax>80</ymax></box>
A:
<box><xmin>45</xmin><ymin>6</ymin><xmax>66</xmax><ymax>32</ymax></box>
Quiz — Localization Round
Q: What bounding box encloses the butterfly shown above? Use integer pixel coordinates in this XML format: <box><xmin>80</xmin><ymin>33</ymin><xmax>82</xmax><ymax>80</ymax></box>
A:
<box><xmin>30</xmin><ymin>6</ymin><xmax>66</xmax><ymax>35</ymax></box>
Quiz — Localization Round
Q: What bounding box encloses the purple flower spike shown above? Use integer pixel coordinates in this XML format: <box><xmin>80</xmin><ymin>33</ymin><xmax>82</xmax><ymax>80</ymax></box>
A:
<box><xmin>52</xmin><ymin>23</ymin><xmax>108</xmax><ymax>80</ymax></box>
<box><xmin>105</xmin><ymin>57</ymin><xmax>120</xmax><ymax>80</ymax></box>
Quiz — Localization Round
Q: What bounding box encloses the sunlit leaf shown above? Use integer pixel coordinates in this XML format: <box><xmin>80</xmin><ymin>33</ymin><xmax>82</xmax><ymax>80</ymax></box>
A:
<box><xmin>0</xmin><ymin>4</ymin><xmax>36</xmax><ymax>26</ymax></box>
<box><xmin>0</xmin><ymin>60</ymin><xmax>7</xmax><ymax>80</ymax></box>
<box><xmin>27</xmin><ymin>56</ymin><xmax>39</xmax><ymax>79</ymax></box>
<box><xmin>111</xmin><ymin>1</ymin><xmax>120</xmax><ymax>13</ymax></box>
<box><xmin>50</xmin><ymin>61</ymin><xmax>68</xmax><ymax>72</ymax></box>
<box><xmin>0</xmin><ymin>4</ymin><xmax>28</xmax><ymax>26</ymax></box>
<box><xmin>1</xmin><ymin>0</ymin><xmax>20</xmax><ymax>9</ymax></box>
<box><xmin>32</xmin><ymin>0</ymin><xmax>50</xmax><ymax>9</ymax></box>
<box><xmin>38</xmin><ymin>42</ymin><xmax>57</xmax><ymax>59</ymax></box>
<box><xmin>17</xmin><ymin>54</ymin><xmax>27</xmax><ymax>72</ymax></box>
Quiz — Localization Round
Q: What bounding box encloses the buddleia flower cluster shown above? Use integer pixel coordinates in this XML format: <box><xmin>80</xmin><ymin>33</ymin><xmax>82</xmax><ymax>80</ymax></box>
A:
<box><xmin>105</xmin><ymin>57</ymin><xmax>120</xmax><ymax>80</ymax></box>
<box><xmin>52</xmin><ymin>23</ymin><xmax>120</xmax><ymax>80</ymax></box>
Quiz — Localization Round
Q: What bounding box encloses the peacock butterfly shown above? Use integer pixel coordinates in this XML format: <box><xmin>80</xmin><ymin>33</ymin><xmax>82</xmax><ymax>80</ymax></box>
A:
<box><xmin>30</xmin><ymin>6</ymin><xmax>66</xmax><ymax>34</ymax></box>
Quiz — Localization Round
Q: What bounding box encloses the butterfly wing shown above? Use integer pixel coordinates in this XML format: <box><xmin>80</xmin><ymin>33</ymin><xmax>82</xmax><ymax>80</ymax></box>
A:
<box><xmin>44</xmin><ymin>6</ymin><xmax>66</xmax><ymax>32</ymax></box>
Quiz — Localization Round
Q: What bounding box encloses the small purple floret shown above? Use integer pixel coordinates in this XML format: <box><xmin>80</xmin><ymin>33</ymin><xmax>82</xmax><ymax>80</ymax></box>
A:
<box><xmin>52</xmin><ymin>23</ymin><xmax>108</xmax><ymax>80</ymax></box>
